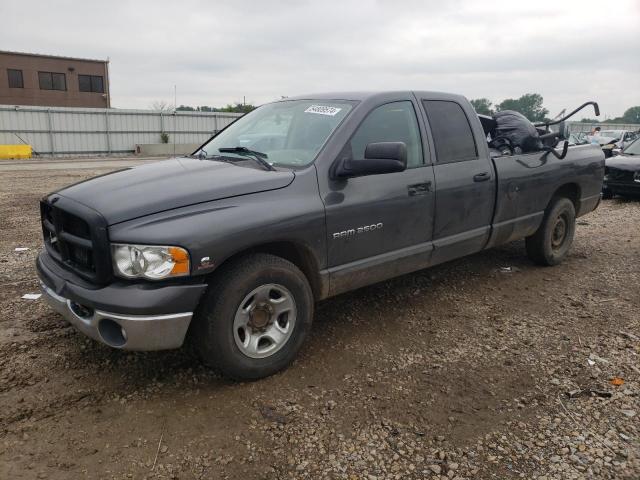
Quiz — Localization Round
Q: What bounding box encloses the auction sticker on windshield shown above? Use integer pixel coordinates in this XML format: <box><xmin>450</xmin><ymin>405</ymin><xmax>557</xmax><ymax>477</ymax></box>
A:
<box><xmin>304</xmin><ymin>105</ymin><xmax>342</xmax><ymax>116</ymax></box>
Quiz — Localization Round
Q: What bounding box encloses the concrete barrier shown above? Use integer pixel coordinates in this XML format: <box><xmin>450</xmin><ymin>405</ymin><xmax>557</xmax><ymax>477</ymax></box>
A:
<box><xmin>0</xmin><ymin>145</ymin><xmax>32</xmax><ymax>159</ymax></box>
<box><xmin>135</xmin><ymin>143</ymin><xmax>201</xmax><ymax>156</ymax></box>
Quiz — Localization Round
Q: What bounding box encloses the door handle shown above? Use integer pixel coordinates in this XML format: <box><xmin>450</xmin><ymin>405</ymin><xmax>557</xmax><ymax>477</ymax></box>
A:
<box><xmin>408</xmin><ymin>182</ymin><xmax>431</xmax><ymax>196</ymax></box>
<box><xmin>473</xmin><ymin>172</ymin><xmax>491</xmax><ymax>182</ymax></box>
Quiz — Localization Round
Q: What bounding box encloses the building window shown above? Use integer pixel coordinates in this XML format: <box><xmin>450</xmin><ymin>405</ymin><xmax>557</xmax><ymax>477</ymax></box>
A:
<box><xmin>78</xmin><ymin>74</ymin><xmax>104</xmax><ymax>93</ymax></box>
<box><xmin>38</xmin><ymin>71</ymin><xmax>66</xmax><ymax>91</ymax></box>
<box><xmin>7</xmin><ymin>69</ymin><xmax>24</xmax><ymax>88</ymax></box>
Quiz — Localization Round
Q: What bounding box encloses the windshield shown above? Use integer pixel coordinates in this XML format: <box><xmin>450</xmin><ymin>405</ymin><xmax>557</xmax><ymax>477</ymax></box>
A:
<box><xmin>623</xmin><ymin>137</ymin><xmax>640</xmax><ymax>155</ymax></box>
<box><xmin>196</xmin><ymin>100</ymin><xmax>353</xmax><ymax>168</ymax></box>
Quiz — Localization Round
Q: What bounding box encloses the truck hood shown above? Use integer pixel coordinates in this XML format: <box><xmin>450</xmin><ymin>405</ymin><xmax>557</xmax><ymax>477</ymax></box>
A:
<box><xmin>55</xmin><ymin>157</ymin><xmax>295</xmax><ymax>224</ymax></box>
<box><xmin>606</xmin><ymin>154</ymin><xmax>640</xmax><ymax>172</ymax></box>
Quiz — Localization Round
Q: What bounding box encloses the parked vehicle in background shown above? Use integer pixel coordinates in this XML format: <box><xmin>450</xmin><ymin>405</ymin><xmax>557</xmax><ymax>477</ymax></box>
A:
<box><xmin>36</xmin><ymin>91</ymin><xmax>605</xmax><ymax>380</ymax></box>
<box><xmin>603</xmin><ymin>137</ymin><xmax>640</xmax><ymax>199</ymax></box>
<box><xmin>567</xmin><ymin>132</ymin><xmax>589</xmax><ymax>146</ymax></box>
<box><xmin>588</xmin><ymin>129</ymin><xmax>639</xmax><ymax>157</ymax></box>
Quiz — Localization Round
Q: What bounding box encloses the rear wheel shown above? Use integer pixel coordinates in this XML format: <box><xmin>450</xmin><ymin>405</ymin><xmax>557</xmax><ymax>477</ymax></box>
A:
<box><xmin>526</xmin><ymin>197</ymin><xmax>576</xmax><ymax>266</ymax></box>
<box><xmin>192</xmin><ymin>254</ymin><xmax>314</xmax><ymax>380</ymax></box>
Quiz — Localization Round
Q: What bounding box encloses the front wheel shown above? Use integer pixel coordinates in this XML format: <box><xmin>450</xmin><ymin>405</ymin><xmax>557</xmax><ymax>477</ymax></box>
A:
<box><xmin>526</xmin><ymin>197</ymin><xmax>576</xmax><ymax>266</ymax></box>
<box><xmin>192</xmin><ymin>254</ymin><xmax>314</xmax><ymax>380</ymax></box>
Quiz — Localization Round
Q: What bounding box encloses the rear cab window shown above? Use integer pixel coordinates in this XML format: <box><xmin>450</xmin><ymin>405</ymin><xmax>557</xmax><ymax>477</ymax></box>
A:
<box><xmin>422</xmin><ymin>100</ymin><xmax>478</xmax><ymax>163</ymax></box>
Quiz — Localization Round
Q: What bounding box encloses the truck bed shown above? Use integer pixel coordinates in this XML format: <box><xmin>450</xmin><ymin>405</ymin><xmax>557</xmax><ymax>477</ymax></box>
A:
<box><xmin>486</xmin><ymin>144</ymin><xmax>605</xmax><ymax>248</ymax></box>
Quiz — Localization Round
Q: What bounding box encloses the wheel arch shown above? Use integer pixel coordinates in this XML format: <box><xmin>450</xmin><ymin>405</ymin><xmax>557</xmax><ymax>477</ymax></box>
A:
<box><xmin>210</xmin><ymin>241</ymin><xmax>326</xmax><ymax>300</ymax></box>
<box><xmin>550</xmin><ymin>183</ymin><xmax>581</xmax><ymax>211</ymax></box>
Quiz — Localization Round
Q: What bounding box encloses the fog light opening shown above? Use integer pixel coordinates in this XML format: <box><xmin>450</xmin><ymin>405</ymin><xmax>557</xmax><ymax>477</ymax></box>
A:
<box><xmin>98</xmin><ymin>319</ymin><xmax>127</xmax><ymax>347</ymax></box>
<box><xmin>69</xmin><ymin>301</ymin><xmax>94</xmax><ymax>319</ymax></box>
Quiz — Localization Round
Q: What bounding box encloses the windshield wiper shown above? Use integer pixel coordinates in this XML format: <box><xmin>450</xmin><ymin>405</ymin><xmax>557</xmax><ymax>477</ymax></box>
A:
<box><xmin>217</xmin><ymin>146</ymin><xmax>275</xmax><ymax>171</ymax></box>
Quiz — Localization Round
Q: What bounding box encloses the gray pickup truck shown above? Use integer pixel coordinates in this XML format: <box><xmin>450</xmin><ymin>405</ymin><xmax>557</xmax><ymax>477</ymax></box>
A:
<box><xmin>37</xmin><ymin>91</ymin><xmax>604</xmax><ymax>379</ymax></box>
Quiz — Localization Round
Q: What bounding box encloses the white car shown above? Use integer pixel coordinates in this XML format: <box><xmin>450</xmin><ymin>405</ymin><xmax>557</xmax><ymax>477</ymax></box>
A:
<box><xmin>588</xmin><ymin>129</ymin><xmax>639</xmax><ymax>150</ymax></box>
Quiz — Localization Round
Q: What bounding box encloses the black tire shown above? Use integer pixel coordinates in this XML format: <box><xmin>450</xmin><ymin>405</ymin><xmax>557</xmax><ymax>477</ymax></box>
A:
<box><xmin>525</xmin><ymin>197</ymin><xmax>576</xmax><ymax>266</ymax></box>
<box><xmin>192</xmin><ymin>253</ymin><xmax>314</xmax><ymax>380</ymax></box>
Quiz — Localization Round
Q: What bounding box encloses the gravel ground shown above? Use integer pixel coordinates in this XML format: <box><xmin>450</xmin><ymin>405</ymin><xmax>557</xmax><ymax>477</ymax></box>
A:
<box><xmin>0</xmin><ymin>159</ymin><xmax>638</xmax><ymax>479</ymax></box>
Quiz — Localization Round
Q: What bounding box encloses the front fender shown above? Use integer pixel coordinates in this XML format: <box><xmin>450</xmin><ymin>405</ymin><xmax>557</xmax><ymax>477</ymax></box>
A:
<box><xmin>108</xmin><ymin>168</ymin><xmax>326</xmax><ymax>277</ymax></box>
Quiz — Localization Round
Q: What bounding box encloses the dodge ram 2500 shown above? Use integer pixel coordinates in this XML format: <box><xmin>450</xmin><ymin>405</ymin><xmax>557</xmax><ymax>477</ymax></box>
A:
<box><xmin>37</xmin><ymin>91</ymin><xmax>604</xmax><ymax>379</ymax></box>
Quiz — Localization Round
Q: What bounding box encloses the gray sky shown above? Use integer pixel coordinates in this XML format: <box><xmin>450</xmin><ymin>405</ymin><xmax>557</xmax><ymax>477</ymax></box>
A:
<box><xmin>2</xmin><ymin>0</ymin><xmax>638</xmax><ymax>118</ymax></box>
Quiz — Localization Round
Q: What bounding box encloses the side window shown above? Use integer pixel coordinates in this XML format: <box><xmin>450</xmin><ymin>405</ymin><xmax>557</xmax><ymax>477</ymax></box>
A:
<box><xmin>349</xmin><ymin>101</ymin><xmax>423</xmax><ymax>168</ymax></box>
<box><xmin>423</xmin><ymin>100</ymin><xmax>477</xmax><ymax>163</ymax></box>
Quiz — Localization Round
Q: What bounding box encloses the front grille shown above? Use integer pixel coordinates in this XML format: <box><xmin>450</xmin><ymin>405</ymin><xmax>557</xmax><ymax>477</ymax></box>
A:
<box><xmin>40</xmin><ymin>196</ymin><xmax>110</xmax><ymax>284</ymax></box>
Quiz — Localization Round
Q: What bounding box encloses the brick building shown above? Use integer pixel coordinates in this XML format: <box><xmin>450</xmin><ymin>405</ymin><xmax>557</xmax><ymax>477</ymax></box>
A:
<box><xmin>0</xmin><ymin>50</ymin><xmax>110</xmax><ymax>108</ymax></box>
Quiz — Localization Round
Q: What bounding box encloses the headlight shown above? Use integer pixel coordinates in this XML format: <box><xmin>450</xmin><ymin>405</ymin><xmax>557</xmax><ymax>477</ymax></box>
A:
<box><xmin>111</xmin><ymin>244</ymin><xmax>190</xmax><ymax>280</ymax></box>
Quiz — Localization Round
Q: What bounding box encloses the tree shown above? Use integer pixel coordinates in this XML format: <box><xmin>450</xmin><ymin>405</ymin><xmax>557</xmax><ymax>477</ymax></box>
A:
<box><xmin>470</xmin><ymin>98</ymin><xmax>494</xmax><ymax>116</ymax></box>
<box><xmin>496</xmin><ymin>93</ymin><xmax>549</xmax><ymax>122</ymax></box>
<box><xmin>218</xmin><ymin>103</ymin><xmax>257</xmax><ymax>113</ymax></box>
<box><xmin>150</xmin><ymin>100</ymin><xmax>172</xmax><ymax>111</ymax></box>
<box><xmin>622</xmin><ymin>106</ymin><xmax>640</xmax><ymax>124</ymax></box>
<box><xmin>156</xmin><ymin>103</ymin><xmax>257</xmax><ymax>113</ymax></box>
<box><xmin>579</xmin><ymin>118</ymin><xmax>600</xmax><ymax>123</ymax></box>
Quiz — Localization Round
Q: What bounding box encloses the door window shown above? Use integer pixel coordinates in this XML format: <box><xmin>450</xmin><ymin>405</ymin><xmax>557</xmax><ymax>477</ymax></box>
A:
<box><xmin>349</xmin><ymin>101</ymin><xmax>424</xmax><ymax>168</ymax></box>
<box><xmin>423</xmin><ymin>100</ymin><xmax>477</xmax><ymax>163</ymax></box>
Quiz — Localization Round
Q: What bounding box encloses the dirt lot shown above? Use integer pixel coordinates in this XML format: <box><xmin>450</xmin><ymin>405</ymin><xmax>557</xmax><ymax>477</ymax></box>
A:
<box><xmin>0</xmin><ymin>158</ymin><xmax>639</xmax><ymax>479</ymax></box>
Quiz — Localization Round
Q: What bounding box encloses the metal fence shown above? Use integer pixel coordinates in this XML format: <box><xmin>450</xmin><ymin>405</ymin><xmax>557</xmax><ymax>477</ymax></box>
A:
<box><xmin>4</xmin><ymin>106</ymin><xmax>637</xmax><ymax>156</ymax></box>
<box><xmin>567</xmin><ymin>121</ymin><xmax>640</xmax><ymax>133</ymax></box>
<box><xmin>0</xmin><ymin>105</ymin><xmax>243</xmax><ymax>156</ymax></box>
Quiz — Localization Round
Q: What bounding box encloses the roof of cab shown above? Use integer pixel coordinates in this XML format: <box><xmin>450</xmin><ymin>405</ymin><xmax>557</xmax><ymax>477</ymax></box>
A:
<box><xmin>285</xmin><ymin>90</ymin><xmax>465</xmax><ymax>102</ymax></box>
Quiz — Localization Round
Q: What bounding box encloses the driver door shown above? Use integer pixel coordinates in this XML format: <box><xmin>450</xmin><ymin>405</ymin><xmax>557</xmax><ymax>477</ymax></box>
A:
<box><xmin>319</xmin><ymin>100</ymin><xmax>435</xmax><ymax>294</ymax></box>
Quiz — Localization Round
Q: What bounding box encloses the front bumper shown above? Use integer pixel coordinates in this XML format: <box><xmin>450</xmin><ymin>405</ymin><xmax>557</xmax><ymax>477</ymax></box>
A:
<box><xmin>37</xmin><ymin>252</ymin><xmax>207</xmax><ymax>350</ymax></box>
<box><xmin>604</xmin><ymin>181</ymin><xmax>640</xmax><ymax>196</ymax></box>
<box><xmin>41</xmin><ymin>282</ymin><xmax>193</xmax><ymax>350</ymax></box>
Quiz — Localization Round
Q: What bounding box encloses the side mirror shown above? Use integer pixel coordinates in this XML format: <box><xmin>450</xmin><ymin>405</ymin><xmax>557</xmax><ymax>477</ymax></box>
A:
<box><xmin>333</xmin><ymin>142</ymin><xmax>407</xmax><ymax>178</ymax></box>
<box><xmin>557</xmin><ymin>121</ymin><xmax>568</xmax><ymax>140</ymax></box>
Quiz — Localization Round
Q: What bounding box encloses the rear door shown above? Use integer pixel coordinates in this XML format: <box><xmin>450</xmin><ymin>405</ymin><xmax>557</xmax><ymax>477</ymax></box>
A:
<box><xmin>420</xmin><ymin>98</ymin><xmax>496</xmax><ymax>265</ymax></box>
